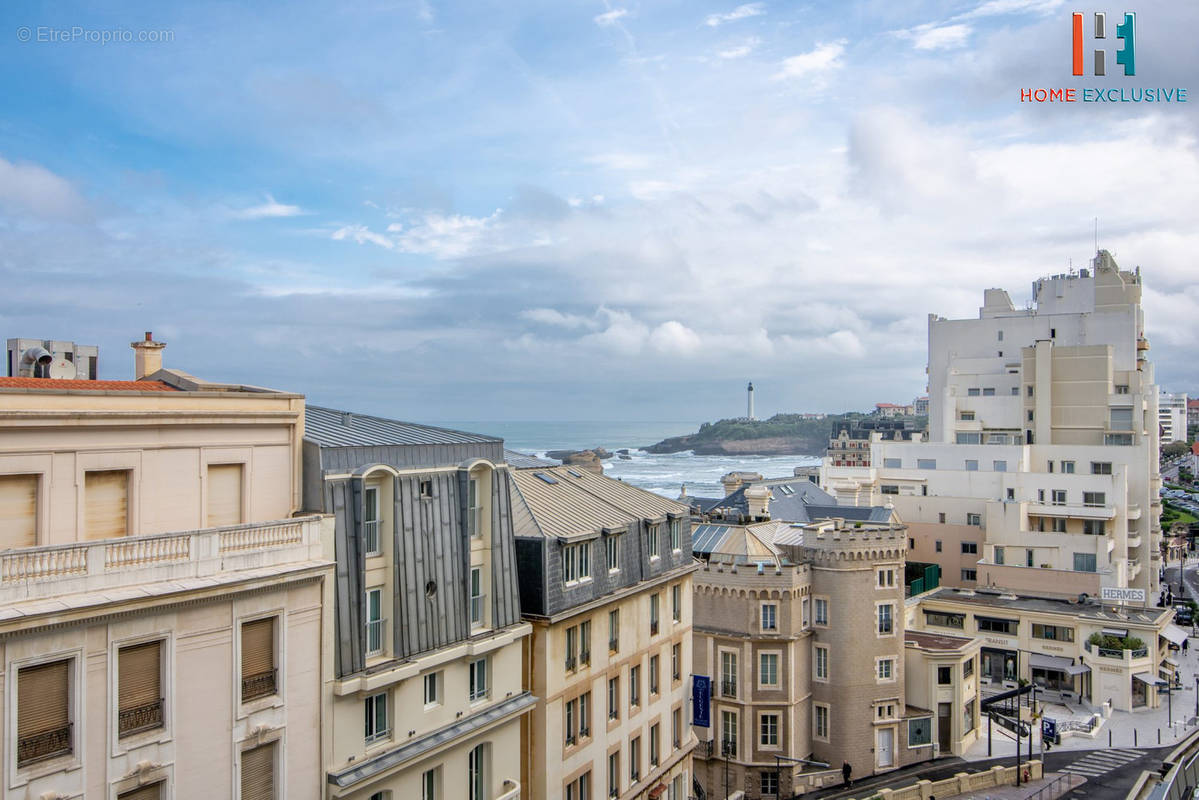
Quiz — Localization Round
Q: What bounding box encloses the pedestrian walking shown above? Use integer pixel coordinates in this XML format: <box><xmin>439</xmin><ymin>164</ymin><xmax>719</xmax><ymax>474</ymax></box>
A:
<box><xmin>842</xmin><ymin>761</ymin><xmax>852</xmax><ymax>787</ymax></box>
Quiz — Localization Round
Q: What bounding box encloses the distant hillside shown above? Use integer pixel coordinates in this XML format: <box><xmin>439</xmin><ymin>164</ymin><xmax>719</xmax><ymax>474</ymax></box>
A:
<box><xmin>645</xmin><ymin>413</ymin><xmax>927</xmax><ymax>456</ymax></box>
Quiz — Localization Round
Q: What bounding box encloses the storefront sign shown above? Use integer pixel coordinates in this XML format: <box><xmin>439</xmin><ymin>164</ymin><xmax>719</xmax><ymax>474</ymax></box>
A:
<box><xmin>1101</xmin><ymin>587</ymin><xmax>1146</xmax><ymax>602</ymax></box>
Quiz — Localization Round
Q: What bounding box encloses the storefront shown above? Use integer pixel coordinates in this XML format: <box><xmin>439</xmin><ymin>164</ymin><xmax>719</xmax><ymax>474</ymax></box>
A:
<box><xmin>1028</xmin><ymin>652</ymin><xmax>1090</xmax><ymax>698</ymax></box>
<box><xmin>981</xmin><ymin>647</ymin><xmax>1018</xmax><ymax>683</ymax></box>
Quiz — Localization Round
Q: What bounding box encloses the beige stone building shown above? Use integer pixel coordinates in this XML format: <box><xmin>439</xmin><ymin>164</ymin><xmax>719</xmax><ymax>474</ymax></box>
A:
<box><xmin>507</xmin><ymin>460</ymin><xmax>695</xmax><ymax>800</ymax></box>
<box><xmin>0</xmin><ymin>335</ymin><xmax>331</xmax><ymax>800</ymax></box>
<box><xmin>903</xmin><ymin>631</ymin><xmax>981</xmax><ymax>756</ymax></box>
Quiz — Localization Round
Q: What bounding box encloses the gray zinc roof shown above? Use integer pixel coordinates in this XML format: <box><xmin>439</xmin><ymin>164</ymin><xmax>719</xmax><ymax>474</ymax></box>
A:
<box><xmin>304</xmin><ymin>405</ymin><xmax>501</xmax><ymax>448</ymax></box>
<box><xmin>504</xmin><ymin>450</ymin><xmax>561</xmax><ymax>469</ymax></box>
<box><xmin>709</xmin><ymin>478</ymin><xmax>892</xmax><ymax>524</ymax></box>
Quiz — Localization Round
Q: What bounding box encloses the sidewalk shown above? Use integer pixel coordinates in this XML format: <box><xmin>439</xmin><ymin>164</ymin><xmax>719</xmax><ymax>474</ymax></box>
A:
<box><xmin>941</xmin><ymin>772</ymin><xmax>1085</xmax><ymax>800</ymax></box>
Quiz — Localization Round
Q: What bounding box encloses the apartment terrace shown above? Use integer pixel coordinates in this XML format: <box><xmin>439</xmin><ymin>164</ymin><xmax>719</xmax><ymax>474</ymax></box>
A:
<box><xmin>0</xmin><ymin>515</ymin><xmax>329</xmax><ymax>625</ymax></box>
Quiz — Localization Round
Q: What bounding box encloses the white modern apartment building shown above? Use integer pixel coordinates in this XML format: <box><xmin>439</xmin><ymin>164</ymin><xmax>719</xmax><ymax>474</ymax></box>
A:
<box><xmin>823</xmin><ymin>251</ymin><xmax>1162</xmax><ymax>600</ymax></box>
<box><xmin>1159</xmin><ymin>391</ymin><xmax>1188</xmax><ymax>445</ymax></box>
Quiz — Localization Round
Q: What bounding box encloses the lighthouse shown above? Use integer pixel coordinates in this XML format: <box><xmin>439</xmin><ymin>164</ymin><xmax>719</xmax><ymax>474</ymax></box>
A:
<box><xmin>747</xmin><ymin>381</ymin><xmax>756</xmax><ymax>421</ymax></box>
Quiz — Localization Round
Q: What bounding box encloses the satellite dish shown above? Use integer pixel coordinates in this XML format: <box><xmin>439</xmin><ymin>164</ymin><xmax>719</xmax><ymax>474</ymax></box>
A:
<box><xmin>48</xmin><ymin>358</ymin><xmax>75</xmax><ymax>379</ymax></box>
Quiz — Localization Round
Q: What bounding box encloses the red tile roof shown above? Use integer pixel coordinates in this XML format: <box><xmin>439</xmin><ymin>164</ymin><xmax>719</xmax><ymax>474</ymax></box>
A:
<box><xmin>0</xmin><ymin>377</ymin><xmax>177</xmax><ymax>392</ymax></box>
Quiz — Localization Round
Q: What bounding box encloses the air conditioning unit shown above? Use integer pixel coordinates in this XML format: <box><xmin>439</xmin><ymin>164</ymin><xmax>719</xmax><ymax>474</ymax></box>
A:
<box><xmin>7</xmin><ymin>338</ymin><xmax>98</xmax><ymax>379</ymax></box>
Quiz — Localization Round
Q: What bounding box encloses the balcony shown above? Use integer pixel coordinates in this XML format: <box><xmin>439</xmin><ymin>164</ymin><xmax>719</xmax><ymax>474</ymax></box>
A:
<box><xmin>565</xmin><ymin>655</ymin><xmax>576</xmax><ymax>671</ymax></box>
<box><xmin>1026</xmin><ymin>501</ymin><xmax>1115</xmax><ymax>521</ymax></box>
<box><xmin>118</xmin><ymin>699</ymin><xmax>164</xmax><ymax>737</ymax></box>
<box><xmin>366</xmin><ymin>619</ymin><xmax>386</xmax><ymax>656</ymax></box>
<box><xmin>495</xmin><ymin>779</ymin><xmax>521</xmax><ymax>800</ymax></box>
<box><xmin>17</xmin><ymin>723</ymin><xmax>72</xmax><ymax>767</ymax></box>
<box><xmin>242</xmin><ymin>668</ymin><xmax>278</xmax><ymax>701</ymax></box>
<box><xmin>1127</xmin><ymin>504</ymin><xmax>1142</xmax><ymax>521</ymax></box>
<box><xmin>1129</xmin><ymin>559</ymin><xmax>1142</xmax><ymax>580</ymax></box>
<box><xmin>0</xmin><ymin>516</ymin><xmax>326</xmax><ymax>605</ymax></box>
<box><xmin>1085</xmin><ymin>641</ymin><xmax>1150</xmax><ymax>660</ymax></box>
<box><xmin>721</xmin><ymin>679</ymin><xmax>737</xmax><ymax>698</ymax></box>
<box><xmin>363</xmin><ymin>519</ymin><xmax>380</xmax><ymax>555</ymax></box>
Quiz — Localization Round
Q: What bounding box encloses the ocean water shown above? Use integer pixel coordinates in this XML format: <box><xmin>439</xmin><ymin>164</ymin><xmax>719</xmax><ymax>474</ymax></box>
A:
<box><xmin>435</xmin><ymin>420</ymin><xmax>822</xmax><ymax>499</ymax></box>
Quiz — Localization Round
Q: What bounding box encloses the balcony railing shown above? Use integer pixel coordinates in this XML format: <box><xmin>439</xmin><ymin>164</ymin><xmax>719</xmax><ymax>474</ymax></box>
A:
<box><xmin>471</xmin><ymin>594</ymin><xmax>485</xmax><ymax>627</ymax></box>
<box><xmin>496</xmin><ymin>779</ymin><xmax>521</xmax><ymax>800</ymax></box>
<box><xmin>242</xmin><ymin>668</ymin><xmax>278</xmax><ymax>701</ymax></box>
<box><xmin>467</xmin><ymin>507</ymin><xmax>483</xmax><ymax>538</ymax></box>
<box><xmin>0</xmin><ymin>517</ymin><xmax>323</xmax><ymax>599</ymax></box>
<box><xmin>579</xmin><ymin>648</ymin><xmax>590</xmax><ymax>666</ymax></box>
<box><xmin>366</xmin><ymin>619</ymin><xmax>385</xmax><ymax>656</ymax></box>
<box><xmin>363</xmin><ymin>519</ymin><xmax>380</xmax><ymax>555</ymax></box>
<box><xmin>721</xmin><ymin>679</ymin><xmax>737</xmax><ymax>698</ymax></box>
<box><xmin>565</xmin><ymin>655</ymin><xmax>577</xmax><ymax>671</ymax></box>
<box><xmin>118</xmin><ymin>699</ymin><xmax>164</xmax><ymax>737</ymax></box>
<box><xmin>17</xmin><ymin>723</ymin><xmax>72</xmax><ymax>766</ymax></box>
<box><xmin>609</xmin><ymin>638</ymin><xmax>619</xmax><ymax>652</ymax></box>
<box><xmin>721</xmin><ymin>738</ymin><xmax>737</xmax><ymax>758</ymax></box>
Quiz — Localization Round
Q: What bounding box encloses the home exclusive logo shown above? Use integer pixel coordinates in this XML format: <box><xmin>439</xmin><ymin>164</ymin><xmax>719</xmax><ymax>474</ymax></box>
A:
<box><xmin>1020</xmin><ymin>10</ymin><xmax>1188</xmax><ymax>103</ymax></box>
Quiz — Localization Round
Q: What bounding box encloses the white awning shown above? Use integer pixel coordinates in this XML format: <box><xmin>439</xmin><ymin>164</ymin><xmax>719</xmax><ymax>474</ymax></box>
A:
<box><xmin>1163</xmin><ymin>624</ymin><xmax>1189</xmax><ymax>646</ymax></box>
<box><xmin>1029</xmin><ymin>653</ymin><xmax>1073</xmax><ymax>672</ymax></box>
<box><xmin>1133</xmin><ymin>672</ymin><xmax>1159</xmax><ymax>686</ymax></box>
<box><xmin>1165</xmin><ymin>656</ymin><xmax>1180</xmax><ymax>667</ymax></box>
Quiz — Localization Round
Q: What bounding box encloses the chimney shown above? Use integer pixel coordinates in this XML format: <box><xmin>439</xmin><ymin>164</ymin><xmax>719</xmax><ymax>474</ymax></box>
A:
<box><xmin>131</xmin><ymin>331</ymin><xmax>166</xmax><ymax>380</ymax></box>
<box><xmin>744</xmin><ymin>485</ymin><xmax>771</xmax><ymax>521</ymax></box>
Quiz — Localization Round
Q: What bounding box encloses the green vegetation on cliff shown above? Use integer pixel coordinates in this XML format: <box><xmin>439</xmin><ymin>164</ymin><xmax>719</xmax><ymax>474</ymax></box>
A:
<box><xmin>645</xmin><ymin>413</ymin><xmax>928</xmax><ymax>456</ymax></box>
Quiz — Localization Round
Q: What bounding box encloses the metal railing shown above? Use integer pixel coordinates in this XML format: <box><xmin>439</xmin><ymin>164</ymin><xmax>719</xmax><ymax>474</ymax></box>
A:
<box><xmin>471</xmin><ymin>593</ymin><xmax>485</xmax><ymax>627</ymax></box>
<box><xmin>580</xmin><ymin>648</ymin><xmax>590</xmax><ymax>666</ymax></box>
<box><xmin>651</xmin><ymin>620</ymin><xmax>659</xmax><ymax>635</ymax></box>
<box><xmin>17</xmin><ymin>723</ymin><xmax>72</xmax><ymax>766</ymax></box>
<box><xmin>721</xmin><ymin>679</ymin><xmax>737</xmax><ymax>698</ymax></box>
<box><xmin>242</xmin><ymin>668</ymin><xmax>277</xmax><ymax>701</ymax></box>
<box><xmin>1022</xmin><ymin>772</ymin><xmax>1073</xmax><ymax>800</ymax></box>
<box><xmin>363</xmin><ymin>520</ymin><xmax>380</xmax><ymax>554</ymax></box>
<box><xmin>118</xmin><ymin>699</ymin><xmax>164</xmax><ymax>737</ymax></box>
<box><xmin>366</xmin><ymin>618</ymin><xmax>385</xmax><ymax>656</ymax></box>
<box><xmin>565</xmin><ymin>655</ymin><xmax>577</xmax><ymax>671</ymax></box>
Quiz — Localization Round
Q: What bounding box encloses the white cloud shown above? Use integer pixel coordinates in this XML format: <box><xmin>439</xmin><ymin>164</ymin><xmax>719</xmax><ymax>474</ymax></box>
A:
<box><xmin>594</xmin><ymin>8</ymin><xmax>628</xmax><ymax>27</ymax></box>
<box><xmin>231</xmin><ymin>194</ymin><xmax>307</xmax><ymax>220</ymax></box>
<box><xmin>773</xmin><ymin>40</ymin><xmax>847</xmax><ymax>81</ymax></box>
<box><xmin>0</xmin><ymin>156</ymin><xmax>90</xmax><ymax>221</ymax></box>
<box><xmin>331</xmin><ymin>224</ymin><xmax>395</xmax><ymax>249</ymax></box>
<box><xmin>519</xmin><ymin>308</ymin><xmax>596</xmax><ymax>329</ymax></box>
<box><xmin>586</xmin><ymin>152</ymin><xmax>653</xmax><ymax>170</ymax></box>
<box><xmin>905</xmin><ymin>23</ymin><xmax>972</xmax><ymax>51</ymax></box>
<box><xmin>393</xmin><ymin>209</ymin><xmax>503</xmax><ymax>259</ymax></box>
<box><xmin>717</xmin><ymin>37</ymin><xmax>761</xmax><ymax>59</ymax></box>
<box><xmin>959</xmin><ymin>0</ymin><xmax>1065</xmax><ymax>20</ymax></box>
<box><xmin>649</xmin><ymin>320</ymin><xmax>703</xmax><ymax>356</ymax></box>
<box><xmin>705</xmin><ymin>3</ymin><xmax>765</xmax><ymax>27</ymax></box>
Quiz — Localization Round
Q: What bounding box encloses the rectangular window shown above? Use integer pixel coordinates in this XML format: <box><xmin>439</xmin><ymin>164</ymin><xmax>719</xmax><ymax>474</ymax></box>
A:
<box><xmin>814</xmin><ymin>598</ymin><xmax>828</xmax><ymax>626</ymax></box>
<box><xmin>1110</xmin><ymin>407</ymin><xmax>1133</xmax><ymax>430</ymax></box>
<box><xmin>566</xmin><ymin>626</ymin><xmax>578</xmax><ymax>671</ymax></box>
<box><xmin>1084</xmin><ymin>519</ymin><xmax>1106</xmax><ymax>535</ymax></box>
<box><xmin>648</xmin><ymin>524</ymin><xmax>660</xmax><ymax>559</ymax></box>
<box><xmin>649</xmin><ymin>655</ymin><xmax>660</xmax><ymax>695</ymax></box>
<box><xmin>1083</xmin><ymin>491</ymin><xmax>1106</xmax><ymax>507</ymax></box>
<box><xmin>423</xmin><ymin>671</ymin><xmax>440</xmax><ymax>706</ymax></box>
<box><xmin>760</xmin><ymin>713</ymin><xmax>779</xmax><ymax>747</ymax></box>
<box><xmin>1073</xmin><ymin>553</ymin><xmax>1097</xmax><ymax>573</ymax></box>
<box><xmin>85</xmin><ymin>469</ymin><xmax>130</xmax><ymax>540</ymax></box>
<box><xmin>363</xmin><ymin>485</ymin><xmax>381</xmax><ymax>555</ymax></box>
<box><xmin>883</xmin><ymin>457</ymin><xmax>902</xmax><ymax>468</ymax></box>
<box><xmin>650</xmin><ymin>594</ymin><xmax>660</xmax><ymax>635</ymax></box>
<box><xmin>963</xmin><ymin>657</ymin><xmax>974</xmax><ymax>677</ymax></box>
<box><xmin>801</xmin><ymin>597</ymin><xmax>810</xmax><ymax>627</ymax></box>
<box><xmin>365</xmin><ymin>691</ymin><xmax>389</xmax><ymax>743</ymax></box>
<box><xmin>565</xmin><ymin>697</ymin><xmax>577</xmax><ymax>744</ymax></box>
<box><xmin>917</xmin><ymin>459</ymin><xmax>937</xmax><ymax>470</ymax></box>
<box><xmin>963</xmin><ymin>700</ymin><xmax>975</xmax><ymax>734</ymax></box>
<box><xmin>956</xmin><ymin>432</ymin><xmax>981</xmax><ymax>444</ymax></box>
<box><xmin>1061</xmin><ymin>460</ymin><xmax>1075</xmax><ymax>474</ymax></box>
<box><xmin>967</xmin><ymin>387</ymin><xmax>981</xmax><ymax>397</ymax></box>
<box><xmin>721</xmin><ymin>711</ymin><xmax>738</xmax><ymax>758</ymax></box>
<box><xmin>606</xmin><ymin>534</ymin><xmax>620</xmax><ymax>572</ymax></box>
<box><xmin>814</xmin><ymin>704</ymin><xmax>829</xmax><ymax>740</ymax></box>
<box><xmin>1091</xmin><ymin>461</ymin><xmax>1113</xmax><ymax>475</ymax></box>
<box><xmin>207</xmin><ymin>463</ymin><xmax>244</xmax><ymax>527</ymax></box>
<box><xmin>0</xmin><ymin>473</ymin><xmax>38</xmax><ymax>549</ymax></box>
<box><xmin>469</xmin><ymin>657</ymin><xmax>489</xmax><ymax>701</ymax></box>
<box><xmin>629</xmin><ymin>665</ymin><xmax>641</xmax><ymax>708</ymax></box>
<box><xmin>877</xmin><ymin>568</ymin><xmax>894</xmax><ymax>587</ymax></box>
<box><xmin>959</xmin><ymin>411</ymin><xmax>976</xmax><ymax>421</ymax></box>
<box><xmin>563</xmin><ymin>541</ymin><xmax>592</xmax><ymax>584</ymax></box>
<box><xmin>608</xmin><ymin>609</ymin><xmax>620</xmax><ymax>652</ymax></box>
<box><xmin>468</xmin><ymin>743</ymin><xmax>488</xmax><ymax>800</ymax></box>
<box><xmin>672</xmin><ymin>707</ymin><xmax>682</xmax><ymax>748</ymax></box>
<box><xmin>937</xmin><ymin>666</ymin><xmax>952</xmax><ymax>685</ymax></box>
<box><xmin>1031</xmin><ymin>623</ymin><xmax>1075</xmax><ymax>642</ymax></box>
<box><xmin>759</xmin><ymin>653</ymin><xmax>779</xmax><ymax>687</ymax></box>
<box><xmin>961</xmin><ymin>568</ymin><xmax>977</xmax><ymax>581</ymax></box>
<box><xmin>240</xmin><ymin>742</ymin><xmax>276</xmax><ymax>800</ymax></box>
<box><xmin>649</xmin><ymin>723</ymin><xmax>660</xmax><ymax>767</ymax></box>
<box><xmin>608</xmin><ymin>751</ymin><xmax>620</xmax><ymax>798</ymax></box>
<box><xmin>908</xmin><ymin>717</ymin><xmax>932</xmax><ymax>747</ymax></box>
<box><xmin>17</xmin><ymin>659</ymin><xmax>72</xmax><ymax>766</ymax></box>
<box><xmin>241</xmin><ymin>617</ymin><xmax>277</xmax><ymax>701</ymax></box>
<box><xmin>467</xmin><ymin>478</ymin><xmax>481</xmax><ymax>538</ymax></box>
<box><xmin>1051</xmin><ymin>489</ymin><xmax>1067</xmax><ymax>505</ymax></box>
<box><xmin>721</xmin><ymin>651</ymin><xmax>737</xmax><ymax>696</ymax></box>
<box><xmin>961</xmin><ymin>541</ymin><xmax>978</xmax><ymax>554</ymax></box>
<box><xmin>965</xmin><ymin>459</ymin><xmax>979</xmax><ymax>471</ymax></box>
<box><xmin>976</xmin><ymin>617</ymin><xmax>1018</xmax><ymax>635</ymax></box>
<box><xmin>422</xmin><ymin>768</ymin><xmax>438</xmax><ymax>800</ymax></box>
<box><xmin>1105</xmin><ymin>433</ymin><xmax>1133</xmax><ymax>445</ymax></box>
<box><xmin>670</xmin><ymin>519</ymin><xmax>681</xmax><ymax>552</ymax></box>
<box><xmin>1007</xmin><ymin>488</ymin><xmax>1015</xmax><ymax>500</ymax></box>
<box><xmin>1052</xmin><ymin>518</ymin><xmax>1067</xmax><ymax>533</ymax></box>
<box><xmin>877</xmin><ymin>658</ymin><xmax>894</xmax><ymax>681</ymax></box>
<box><xmin>881</xmin><ymin>485</ymin><xmax>899</xmax><ymax>495</ymax></box>
<box><xmin>983</xmin><ymin>387</ymin><xmax>996</xmax><ymax>396</ymax></box>
<box><xmin>924</xmin><ymin>610</ymin><xmax>965</xmax><ymax>629</ymax></box>
<box><xmin>672</xmin><ymin>643</ymin><xmax>681</xmax><ymax>681</ymax></box>
<box><xmin>118</xmin><ymin>640</ymin><xmax>163</xmax><ymax>737</ymax></box>
<box><xmin>419</xmin><ymin>479</ymin><xmax>433</xmax><ymax>499</ymax></box>
<box><xmin>995</xmin><ymin>546</ymin><xmax>1005</xmax><ymax>565</ymax></box>
<box><xmin>966</xmin><ymin>512</ymin><xmax>982</xmax><ymax>526</ymax></box>
<box><xmin>814</xmin><ymin>645</ymin><xmax>828</xmax><ymax>680</ymax></box>
<box><xmin>580</xmin><ymin>620</ymin><xmax>591</xmax><ymax>666</ymax></box>
<box><xmin>608</xmin><ymin>677</ymin><xmax>619</xmax><ymax>720</ymax></box>
<box><xmin>877</xmin><ymin>604</ymin><xmax>894</xmax><ymax>635</ymax></box>
<box><xmin>760</xmin><ymin>603</ymin><xmax>777</xmax><ymax>631</ymax></box>
<box><xmin>470</xmin><ymin>566</ymin><xmax>484</xmax><ymax>628</ymax></box>
<box><xmin>630</xmin><ymin>735</ymin><xmax>641</xmax><ymax>782</ymax></box>
<box><xmin>366</xmin><ymin>588</ymin><xmax>384</xmax><ymax>656</ymax></box>
<box><xmin>672</xmin><ymin>584</ymin><xmax>681</xmax><ymax>622</ymax></box>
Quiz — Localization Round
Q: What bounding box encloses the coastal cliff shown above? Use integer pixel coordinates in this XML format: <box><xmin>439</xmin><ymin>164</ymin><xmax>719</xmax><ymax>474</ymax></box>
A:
<box><xmin>645</xmin><ymin>414</ymin><xmax>838</xmax><ymax>456</ymax></box>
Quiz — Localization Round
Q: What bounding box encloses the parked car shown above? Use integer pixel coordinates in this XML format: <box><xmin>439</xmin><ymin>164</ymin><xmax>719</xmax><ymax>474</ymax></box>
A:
<box><xmin>1174</xmin><ymin>605</ymin><xmax>1194</xmax><ymax>626</ymax></box>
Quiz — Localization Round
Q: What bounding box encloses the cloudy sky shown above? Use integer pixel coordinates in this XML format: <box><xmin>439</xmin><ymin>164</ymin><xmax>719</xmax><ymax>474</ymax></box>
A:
<box><xmin>1</xmin><ymin>0</ymin><xmax>1196</xmax><ymax>423</ymax></box>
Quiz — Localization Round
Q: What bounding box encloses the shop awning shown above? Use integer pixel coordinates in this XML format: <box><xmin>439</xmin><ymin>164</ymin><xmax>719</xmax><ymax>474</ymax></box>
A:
<box><xmin>1165</xmin><ymin>656</ymin><xmax>1180</xmax><ymax>667</ymax></box>
<box><xmin>1027</xmin><ymin>653</ymin><xmax>1090</xmax><ymax>675</ymax></box>
<box><xmin>1163</xmin><ymin>624</ymin><xmax>1189</xmax><ymax>646</ymax></box>
<box><xmin>1133</xmin><ymin>672</ymin><xmax>1159</xmax><ymax>686</ymax></box>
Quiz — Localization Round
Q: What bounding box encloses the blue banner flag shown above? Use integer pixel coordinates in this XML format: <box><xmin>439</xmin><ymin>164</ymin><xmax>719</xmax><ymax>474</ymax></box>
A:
<box><xmin>692</xmin><ymin>674</ymin><xmax>711</xmax><ymax>728</ymax></box>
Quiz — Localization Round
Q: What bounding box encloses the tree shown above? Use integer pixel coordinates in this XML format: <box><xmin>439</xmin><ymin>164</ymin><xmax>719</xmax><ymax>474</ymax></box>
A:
<box><xmin>1163</xmin><ymin>441</ymin><xmax>1191</xmax><ymax>459</ymax></box>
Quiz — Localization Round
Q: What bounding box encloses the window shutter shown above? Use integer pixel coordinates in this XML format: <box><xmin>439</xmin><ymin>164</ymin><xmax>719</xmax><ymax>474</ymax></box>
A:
<box><xmin>0</xmin><ymin>474</ymin><xmax>38</xmax><ymax>549</ymax></box>
<box><xmin>117</xmin><ymin>782</ymin><xmax>163</xmax><ymax>800</ymax></box>
<box><xmin>85</xmin><ymin>470</ymin><xmax>129</xmax><ymax>540</ymax></box>
<box><xmin>119</xmin><ymin>641</ymin><xmax>161</xmax><ymax>712</ymax></box>
<box><xmin>18</xmin><ymin>660</ymin><xmax>70</xmax><ymax>738</ymax></box>
<box><xmin>240</xmin><ymin>742</ymin><xmax>276</xmax><ymax>800</ymax></box>
<box><xmin>206</xmin><ymin>464</ymin><xmax>243</xmax><ymax>527</ymax></box>
<box><xmin>241</xmin><ymin>618</ymin><xmax>275</xmax><ymax>678</ymax></box>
